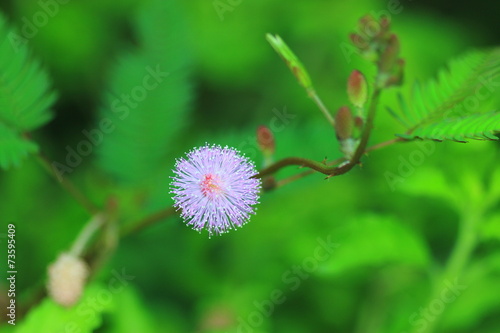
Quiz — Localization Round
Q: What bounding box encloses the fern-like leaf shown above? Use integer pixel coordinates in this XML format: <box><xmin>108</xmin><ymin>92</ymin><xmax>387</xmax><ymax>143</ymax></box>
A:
<box><xmin>0</xmin><ymin>123</ymin><xmax>38</xmax><ymax>169</ymax></box>
<box><xmin>97</xmin><ymin>0</ymin><xmax>192</xmax><ymax>184</ymax></box>
<box><xmin>0</xmin><ymin>13</ymin><xmax>56</xmax><ymax>169</ymax></box>
<box><xmin>394</xmin><ymin>49</ymin><xmax>500</xmax><ymax>141</ymax></box>
<box><xmin>397</xmin><ymin>111</ymin><xmax>500</xmax><ymax>142</ymax></box>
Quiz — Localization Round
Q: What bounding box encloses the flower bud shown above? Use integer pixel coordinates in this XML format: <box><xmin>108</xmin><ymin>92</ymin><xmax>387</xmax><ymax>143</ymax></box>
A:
<box><xmin>349</xmin><ymin>33</ymin><xmax>368</xmax><ymax>50</ymax></box>
<box><xmin>379</xmin><ymin>34</ymin><xmax>400</xmax><ymax>74</ymax></box>
<box><xmin>262</xmin><ymin>176</ymin><xmax>277</xmax><ymax>191</ymax></box>
<box><xmin>347</xmin><ymin>70</ymin><xmax>368</xmax><ymax>108</ymax></box>
<box><xmin>266</xmin><ymin>34</ymin><xmax>312</xmax><ymax>90</ymax></box>
<box><xmin>257</xmin><ymin>125</ymin><xmax>275</xmax><ymax>157</ymax></box>
<box><xmin>358</xmin><ymin>15</ymin><xmax>379</xmax><ymax>37</ymax></box>
<box><xmin>387</xmin><ymin>58</ymin><xmax>405</xmax><ymax>87</ymax></box>
<box><xmin>334</xmin><ymin>106</ymin><xmax>354</xmax><ymax>141</ymax></box>
<box><xmin>379</xmin><ymin>16</ymin><xmax>391</xmax><ymax>35</ymax></box>
<box><xmin>47</xmin><ymin>253</ymin><xmax>88</xmax><ymax>307</ymax></box>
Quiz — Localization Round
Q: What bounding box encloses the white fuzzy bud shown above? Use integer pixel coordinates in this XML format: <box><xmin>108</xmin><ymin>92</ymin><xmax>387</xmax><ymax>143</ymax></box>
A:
<box><xmin>47</xmin><ymin>252</ymin><xmax>88</xmax><ymax>307</ymax></box>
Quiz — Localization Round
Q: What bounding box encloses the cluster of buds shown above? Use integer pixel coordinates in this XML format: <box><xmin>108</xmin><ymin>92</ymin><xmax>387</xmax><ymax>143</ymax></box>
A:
<box><xmin>334</xmin><ymin>69</ymin><xmax>368</xmax><ymax>160</ymax></box>
<box><xmin>47</xmin><ymin>252</ymin><xmax>88</xmax><ymax>307</ymax></box>
<box><xmin>350</xmin><ymin>15</ymin><xmax>404</xmax><ymax>88</ymax></box>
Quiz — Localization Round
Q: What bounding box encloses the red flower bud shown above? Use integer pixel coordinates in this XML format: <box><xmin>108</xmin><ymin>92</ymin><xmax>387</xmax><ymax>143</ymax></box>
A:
<box><xmin>350</xmin><ymin>33</ymin><xmax>368</xmax><ymax>50</ymax></box>
<box><xmin>379</xmin><ymin>34</ymin><xmax>400</xmax><ymax>73</ymax></box>
<box><xmin>334</xmin><ymin>106</ymin><xmax>354</xmax><ymax>141</ymax></box>
<box><xmin>359</xmin><ymin>15</ymin><xmax>378</xmax><ymax>37</ymax></box>
<box><xmin>257</xmin><ymin>125</ymin><xmax>275</xmax><ymax>157</ymax></box>
<box><xmin>347</xmin><ymin>70</ymin><xmax>368</xmax><ymax>108</ymax></box>
<box><xmin>380</xmin><ymin>16</ymin><xmax>390</xmax><ymax>31</ymax></box>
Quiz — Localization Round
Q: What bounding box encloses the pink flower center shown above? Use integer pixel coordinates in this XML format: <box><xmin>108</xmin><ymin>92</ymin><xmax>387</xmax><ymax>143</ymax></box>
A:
<box><xmin>200</xmin><ymin>174</ymin><xmax>224</xmax><ymax>198</ymax></box>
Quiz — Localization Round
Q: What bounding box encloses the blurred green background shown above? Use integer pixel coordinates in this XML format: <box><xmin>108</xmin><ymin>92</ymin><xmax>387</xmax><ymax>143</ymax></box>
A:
<box><xmin>1</xmin><ymin>0</ymin><xmax>500</xmax><ymax>332</ymax></box>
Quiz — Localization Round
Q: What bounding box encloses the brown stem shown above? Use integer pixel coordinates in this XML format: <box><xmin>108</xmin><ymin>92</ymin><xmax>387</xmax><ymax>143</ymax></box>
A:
<box><xmin>122</xmin><ymin>133</ymin><xmax>403</xmax><ymax>235</ymax></box>
<box><xmin>255</xmin><ymin>89</ymin><xmax>382</xmax><ymax>180</ymax></box>
<box><xmin>254</xmin><ymin>156</ymin><xmax>336</xmax><ymax>179</ymax></box>
<box><xmin>275</xmin><ymin>137</ymin><xmax>402</xmax><ymax>187</ymax></box>
<box><xmin>365</xmin><ymin>137</ymin><xmax>403</xmax><ymax>153</ymax></box>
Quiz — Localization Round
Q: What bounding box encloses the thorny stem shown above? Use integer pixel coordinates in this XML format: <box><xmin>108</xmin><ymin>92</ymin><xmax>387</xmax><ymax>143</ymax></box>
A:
<box><xmin>253</xmin><ymin>156</ymin><xmax>339</xmax><ymax>179</ymax></box>
<box><xmin>275</xmin><ymin>137</ymin><xmax>401</xmax><ymax>187</ymax></box>
<box><xmin>129</xmin><ymin>136</ymin><xmax>402</xmax><ymax>235</ymax></box>
<box><xmin>254</xmin><ymin>88</ymin><xmax>383</xmax><ymax>180</ymax></box>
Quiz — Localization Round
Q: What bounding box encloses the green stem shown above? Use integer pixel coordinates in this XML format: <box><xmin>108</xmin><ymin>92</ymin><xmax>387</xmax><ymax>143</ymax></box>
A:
<box><xmin>70</xmin><ymin>213</ymin><xmax>106</xmax><ymax>257</ymax></box>
<box><xmin>308</xmin><ymin>88</ymin><xmax>336</xmax><ymax>127</ymax></box>
<box><xmin>444</xmin><ymin>210</ymin><xmax>479</xmax><ymax>280</ymax></box>
<box><xmin>414</xmin><ymin>204</ymin><xmax>483</xmax><ymax>333</ymax></box>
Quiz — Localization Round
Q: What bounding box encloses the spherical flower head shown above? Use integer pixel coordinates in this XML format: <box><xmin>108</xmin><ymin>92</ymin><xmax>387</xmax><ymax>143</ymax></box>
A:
<box><xmin>170</xmin><ymin>144</ymin><xmax>261</xmax><ymax>236</ymax></box>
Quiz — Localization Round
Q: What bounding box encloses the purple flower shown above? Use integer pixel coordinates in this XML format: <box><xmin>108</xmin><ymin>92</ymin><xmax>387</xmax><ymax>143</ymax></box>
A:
<box><xmin>170</xmin><ymin>144</ymin><xmax>261</xmax><ymax>236</ymax></box>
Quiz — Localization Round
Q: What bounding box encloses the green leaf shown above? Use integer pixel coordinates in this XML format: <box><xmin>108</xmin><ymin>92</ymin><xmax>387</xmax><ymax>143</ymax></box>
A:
<box><xmin>0</xmin><ymin>13</ymin><xmax>56</xmax><ymax>169</ymax></box>
<box><xmin>0</xmin><ymin>123</ymin><xmax>38</xmax><ymax>169</ymax></box>
<box><xmin>396</xmin><ymin>166</ymin><xmax>458</xmax><ymax>205</ymax></box>
<box><xmin>97</xmin><ymin>0</ymin><xmax>192</xmax><ymax>184</ymax></box>
<box><xmin>106</xmin><ymin>286</ymin><xmax>157</xmax><ymax>333</ymax></box>
<box><xmin>480</xmin><ymin>213</ymin><xmax>500</xmax><ymax>241</ymax></box>
<box><xmin>318</xmin><ymin>215</ymin><xmax>429</xmax><ymax>276</ymax></box>
<box><xmin>394</xmin><ymin>49</ymin><xmax>500</xmax><ymax>141</ymax></box>
<box><xmin>397</xmin><ymin>110</ymin><xmax>500</xmax><ymax>142</ymax></box>
<box><xmin>440</xmin><ymin>253</ymin><xmax>500</xmax><ymax>332</ymax></box>
<box><xmin>14</xmin><ymin>284</ymin><xmax>113</xmax><ymax>333</ymax></box>
<box><xmin>266</xmin><ymin>34</ymin><xmax>313</xmax><ymax>90</ymax></box>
